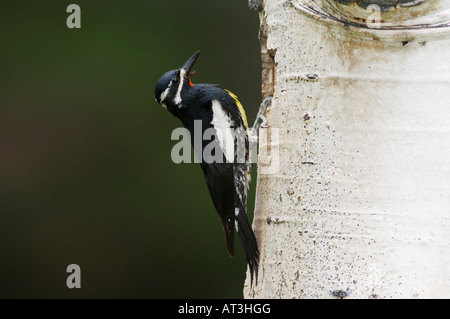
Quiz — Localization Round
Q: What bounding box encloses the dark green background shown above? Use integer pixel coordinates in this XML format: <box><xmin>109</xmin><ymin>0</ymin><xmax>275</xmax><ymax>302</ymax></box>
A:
<box><xmin>0</xmin><ymin>1</ymin><xmax>261</xmax><ymax>298</ymax></box>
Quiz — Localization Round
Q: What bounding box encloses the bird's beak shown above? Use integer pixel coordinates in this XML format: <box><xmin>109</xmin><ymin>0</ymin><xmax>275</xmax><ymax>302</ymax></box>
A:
<box><xmin>181</xmin><ymin>50</ymin><xmax>200</xmax><ymax>74</ymax></box>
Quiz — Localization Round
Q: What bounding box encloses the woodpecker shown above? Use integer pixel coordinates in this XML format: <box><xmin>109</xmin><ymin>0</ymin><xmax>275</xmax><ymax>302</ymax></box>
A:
<box><xmin>154</xmin><ymin>51</ymin><xmax>260</xmax><ymax>284</ymax></box>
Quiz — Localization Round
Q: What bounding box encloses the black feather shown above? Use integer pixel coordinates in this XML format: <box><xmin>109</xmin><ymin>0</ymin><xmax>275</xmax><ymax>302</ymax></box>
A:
<box><xmin>202</xmin><ymin>162</ymin><xmax>236</xmax><ymax>257</ymax></box>
<box><xmin>236</xmin><ymin>205</ymin><xmax>259</xmax><ymax>285</ymax></box>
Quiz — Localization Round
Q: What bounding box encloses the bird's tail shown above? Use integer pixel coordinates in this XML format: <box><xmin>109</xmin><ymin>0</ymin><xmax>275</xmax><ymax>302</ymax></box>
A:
<box><xmin>235</xmin><ymin>207</ymin><xmax>259</xmax><ymax>285</ymax></box>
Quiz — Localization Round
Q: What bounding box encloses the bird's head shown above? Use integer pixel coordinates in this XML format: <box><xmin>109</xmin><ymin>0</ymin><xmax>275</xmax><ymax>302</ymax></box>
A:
<box><xmin>154</xmin><ymin>50</ymin><xmax>200</xmax><ymax>111</ymax></box>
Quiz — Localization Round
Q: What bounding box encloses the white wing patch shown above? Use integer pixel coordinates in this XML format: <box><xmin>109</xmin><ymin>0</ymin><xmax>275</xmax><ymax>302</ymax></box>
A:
<box><xmin>211</xmin><ymin>100</ymin><xmax>234</xmax><ymax>162</ymax></box>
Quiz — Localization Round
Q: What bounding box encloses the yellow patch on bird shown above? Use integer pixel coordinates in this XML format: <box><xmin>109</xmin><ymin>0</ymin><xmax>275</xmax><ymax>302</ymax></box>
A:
<box><xmin>225</xmin><ymin>90</ymin><xmax>248</xmax><ymax>129</ymax></box>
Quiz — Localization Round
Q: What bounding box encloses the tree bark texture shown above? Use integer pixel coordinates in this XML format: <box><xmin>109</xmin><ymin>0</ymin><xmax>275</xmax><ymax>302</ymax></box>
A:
<box><xmin>245</xmin><ymin>0</ymin><xmax>450</xmax><ymax>298</ymax></box>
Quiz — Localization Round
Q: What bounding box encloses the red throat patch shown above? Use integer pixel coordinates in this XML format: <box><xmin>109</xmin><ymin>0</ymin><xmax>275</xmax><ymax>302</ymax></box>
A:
<box><xmin>188</xmin><ymin>76</ymin><xmax>194</xmax><ymax>87</ymax></box>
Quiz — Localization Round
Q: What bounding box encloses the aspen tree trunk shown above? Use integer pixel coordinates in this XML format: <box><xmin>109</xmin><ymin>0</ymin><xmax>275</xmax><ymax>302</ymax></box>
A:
<box><xmin>245</xmin><ymin>0</ymin><xmax>450</xmax><ymax>298</ymax></box>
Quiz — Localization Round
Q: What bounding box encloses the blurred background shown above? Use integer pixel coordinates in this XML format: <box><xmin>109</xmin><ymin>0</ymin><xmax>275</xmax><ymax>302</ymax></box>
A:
<box><xmin>0</xmin><ymin>0</ymin><xmax>261</xmax><ymax>298</ymax></box>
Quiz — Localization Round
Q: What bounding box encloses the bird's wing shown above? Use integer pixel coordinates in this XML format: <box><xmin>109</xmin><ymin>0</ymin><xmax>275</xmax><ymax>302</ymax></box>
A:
<box><xmin>201</xmin><ymin>161</ymin><xmax>236</xmax><ymax>257</ymax></box>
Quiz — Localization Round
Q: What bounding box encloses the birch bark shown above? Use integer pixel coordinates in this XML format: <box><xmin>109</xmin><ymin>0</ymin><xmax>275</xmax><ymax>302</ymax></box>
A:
<box><xmin>245</xmin><ymin>0</ymin><xmax>450</xmax><ymax>298</ymax></box>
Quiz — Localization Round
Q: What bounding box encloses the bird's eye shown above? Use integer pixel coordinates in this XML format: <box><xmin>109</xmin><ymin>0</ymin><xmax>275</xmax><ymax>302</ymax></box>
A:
<box><xmin>171</xmin><ymin>77</ymin><xmax>179</xmax><ymax>85</ymax></box>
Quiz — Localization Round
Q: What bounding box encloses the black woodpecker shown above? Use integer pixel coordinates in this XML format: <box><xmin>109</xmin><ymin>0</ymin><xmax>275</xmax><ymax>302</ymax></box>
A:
<box><xmin>154</xmin><ymin>51</ymin><xmax>259</xmax><ymax>284</ymax></box>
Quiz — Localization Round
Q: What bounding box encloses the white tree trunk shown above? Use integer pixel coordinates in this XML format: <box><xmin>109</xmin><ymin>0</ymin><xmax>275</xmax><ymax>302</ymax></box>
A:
<box><xmin>245</xmin><ymin>0</ymin><xmax>450</xmax><ymax>298</ymax></box>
